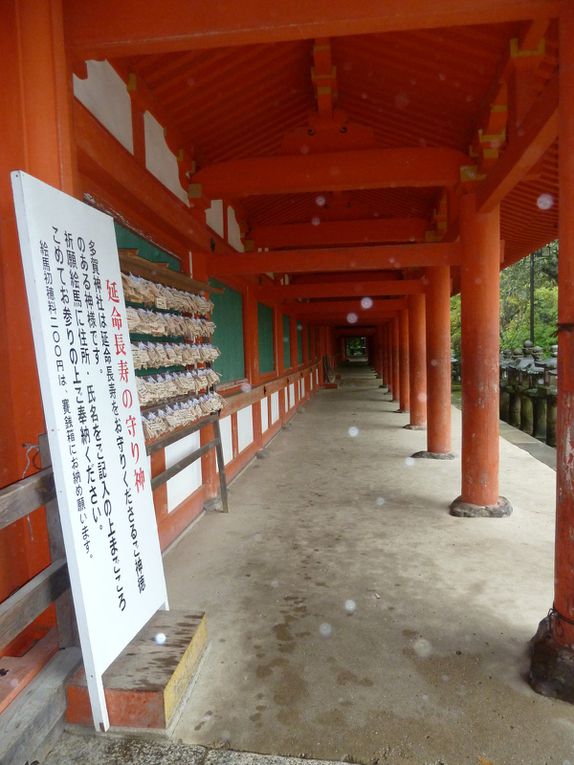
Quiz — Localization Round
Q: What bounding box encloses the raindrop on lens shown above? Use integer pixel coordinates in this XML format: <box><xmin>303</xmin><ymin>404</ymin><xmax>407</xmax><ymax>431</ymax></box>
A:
<box><xmin>413</xmin><ymin>637</ymin><xmax>432</xmax><ymax>658</ymax></box>
<box><xmin>361</xmin><ymin>297</ymin><xmax>373</xmax><ymax>310</ymax></box>
<box><xmin>319</xmin><ymin>623</ymin><xmax>332</xmax><ymax>637</ymax></box>
<box><xmin>241</xmin><ymin>382</ymin><xmax>252</xmax><ymax>393</ymax></box>
<box><xmin>347</xmin><ymin>312</ymin><xmax>358</xmax><ymax>324</ymax></box>
<box><xmin>311</xmin><ymin>216</ymin><xmax>321</xmax><ymax>226</ymax></box>
<box><xmin>405</xmin><ymin>457</ymin><xmax>415</xmax><ymax>467</ymax></box>
<box><xmin>348</xmin><ymin>426</ymin><xmax>359</xmax><ymax>438</ymax></box>
<box><xmin>315</xmin><ymin>195</ymin><xmax>326</xmax><ymax>207</ymax></box>
<box><xmin>271</xmin><ymin>579</ymin><xmax>279</xmax><ymax>588</ymax></box>
<box><xmin>537</xmin><ymin>193</ymin><xmax>554</xmax><ymax>210</ymax></box>
<box><xmin>345</xmin><ymin>599</ymin><xmax>356</xmax><ymax>614</ymax></box>
<box><xmin>154</xmin><ymin>632</ymin><xmax>167</xmax><ymax>645</ymax></box>
<box><xmin>430</xmin><ymin>359</ymin><xmax>438</xmax><ymax>367</ymax></box>
<box><xmin>375</xmin><ymin>496</ymin><xmax>385</xmax><ymax>507</ymax></box>
<box><xmin>417</xmin><ymin>392</ymin><xmax>427</xmax><ymax>403</ymax></box>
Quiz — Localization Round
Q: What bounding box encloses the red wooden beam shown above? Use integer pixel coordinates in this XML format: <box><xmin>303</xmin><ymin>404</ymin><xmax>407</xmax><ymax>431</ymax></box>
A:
<box><xmin>210</xmin><ymin>242</ymin><xmax>460</xmax><ymax>275</ymax></box>
<box><xmin>192</xmin><ymin>147</ymin><xmax>469</xmax><ymax>197</ymax></box>
<box><xmin>252</xmin><ymin>218</ymin><xmax>429</xmax><ymax>248</ymax></box>
<box><xmin>293</xmin><ymin>298</ymin><xmax>406</xmax><ymax>315</ymax></box>
<box><xmin>477</xmin><ymin>72</ymin><xmax>558</xmax><ymax>213</ymax></box>
<box><xmin>64</xmin><ymin>0</ymin><xmax>559</xmax><ymax>58</ymax></box>
<box><xmin>272</xmin><ymin>279</ymin><xmax>423</xmax><ymax>300</ymax></box>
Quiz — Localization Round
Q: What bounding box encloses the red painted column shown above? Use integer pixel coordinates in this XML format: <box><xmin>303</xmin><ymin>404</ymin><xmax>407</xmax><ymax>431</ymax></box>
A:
<box><xmin>416</xmin><ymin>266</ymin><xmax>454</xmax><ymax>458</ymax></box>
<box><xmin>530</xmin><ymin>2</ymin><xmax>574</xmax><ymax>701</ymax></box>
<box><xmin>386</xmin><ymin>323</ymin><xmax>394</xmax><ymax>397</ymax></box>
<box><xmin>398</xmin><ymin>308</ymin><xmax>410</xmax><ymax>412</ymax></box>
<box><xmin>392</xmin><ymin>317</ymin><xmax>400</xmax><ymax>403</ymax></box>
<box><xmin>450</xmin><ymin>194</ymin><xmax>510</xmax><ymax>516</ymax></box>
<box><xmin>405</xmin><ymin>294</ymin><xmax>426</xmax><ymax>429</ymax></box>
<box><xmin>382</xmin><ymin>324</ymin><xmax>390</xmax><ymax>390</ymax></box>
<box><xmin>0</xmin><ymin>0</ymin><xmax>76</xmax><ymax>606</ymax></box>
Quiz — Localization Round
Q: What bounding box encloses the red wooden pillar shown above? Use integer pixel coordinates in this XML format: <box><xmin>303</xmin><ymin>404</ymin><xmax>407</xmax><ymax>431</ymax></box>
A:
<box><xmin>398</xmin><ymin>308</ymin><xmax>410</xmax><ymax>412</ymax></box>
<box><xmin>0</xmin><ymin>0</ymin><xmax>76</xmax><ymax>607</ymax></box>
<box><xmin>449</xmin><ymin>195</ymin><xmax>510</xmax><ymax>517</ymax></box>
<box><xmin>415</xmin><ymin>266</ymin><xmax>454</xmax><ymax>458</ymax></box>
<box><xmin>530</xmin><ymin>2</ymin><xmax>574</xmax><ymax>701</ymax></box>
<box><xmin>392</xmin><ymin>317</ymin><xmax>400</xmax><ymax>403</ymax></box>
<box><xmin>376</xmin><ymin>325</ymin><xmax>385</xmax><ymax>388</ymax></box>
<box><xmin>405</xmin><ymin>294</ymin><xmax>426</xmax><ymax>429</ymax></box>
<box><xmin>382</xmin><ymin>324</ymin><xmax>390</xmax><ymax>390</ymax></box>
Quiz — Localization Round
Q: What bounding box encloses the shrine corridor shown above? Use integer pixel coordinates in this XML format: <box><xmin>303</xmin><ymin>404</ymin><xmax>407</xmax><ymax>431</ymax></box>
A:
<box><xmin>150</xmin><ymin>365</ymin><xmax>565</xmax><ymax>765</ymax></box>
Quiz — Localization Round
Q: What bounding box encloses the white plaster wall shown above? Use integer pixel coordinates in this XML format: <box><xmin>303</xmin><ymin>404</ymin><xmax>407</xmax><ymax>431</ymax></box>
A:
<box><xmin>271</xmin><ymin>392</ymin><xmax>280</xmax><ymax>423</ymax></box>
<box><xmin>260</xmin><ymin>397</ymin><xmax>269</xmax><ymax>433</ymax></box>
<box><xmin>289</xmin><ymin>383</ymin><xmax>295</xmax><ymax>409</ymax></box>
<box><xmin>219</xmin><ymin>415</ymin><xmax>233</xmax><ymax>465</ymax></box>
<box><xmin>165</xmin><ymin>431</ymin><xmax>202</xmax><ymax>512</ymax></box>
<box><xmin>227</xmin><ymin>206</ymin><xmax>245</xmax><ymax>252</ymax></box>
<box><xmin>144</xmin><ymin>111</ymin><xmax>189</xmax><ymax>204</ymax></box>
<box><xmin>237</xmin><ymin>405</ymin><xmax>254</xmax><ymax>453</ymax></box>
<box><xmin>73</xmin><ymin>60</ymin><xmax>133</xmax><ymax>153</ymax></box>
<box><xmin>205</xmin><ymin>199</ymin><xmax>224</xmax><ymax>237</ymax></box>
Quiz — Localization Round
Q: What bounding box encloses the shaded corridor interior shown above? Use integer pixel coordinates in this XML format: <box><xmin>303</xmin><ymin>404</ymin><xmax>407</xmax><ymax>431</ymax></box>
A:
<box><xmin>161</xmin><ymin>367</ymin><xmax>567</xmax><ymax>765</ymax></box>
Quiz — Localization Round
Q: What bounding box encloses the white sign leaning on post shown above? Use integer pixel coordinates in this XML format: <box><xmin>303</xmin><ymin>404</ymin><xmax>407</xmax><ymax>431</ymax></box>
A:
<box><xmin>11</xmin><ymin>171</ymin><xmax>168</xmax><ymax>731</ymax></box>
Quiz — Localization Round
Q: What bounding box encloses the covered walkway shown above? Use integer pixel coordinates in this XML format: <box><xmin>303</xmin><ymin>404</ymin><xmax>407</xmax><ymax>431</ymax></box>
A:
<box><xmin>157</xmin><ymin>368</ymin><xmax>563</xmax><ymax>765</ymax></box>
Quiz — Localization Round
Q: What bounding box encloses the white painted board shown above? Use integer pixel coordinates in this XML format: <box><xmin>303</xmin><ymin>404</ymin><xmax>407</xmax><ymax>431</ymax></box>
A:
<box><xmin>271</xmin><ymin>392</ymin><xmax>279</xmax><ymax>423</ymax></box>
<box><xmin>260</xmin><ymin>397</ymin><xmax>269</xmax><ymax>433</ymax></box>
<box><xmin>237</xmin><ymin>405</ymin><xmax>254</xmax><ymax>452</ymax></box>
<box><xmin>11</xmin><ymin>172</ymin><xmax>168</xmax><ymax>732</ymax></box>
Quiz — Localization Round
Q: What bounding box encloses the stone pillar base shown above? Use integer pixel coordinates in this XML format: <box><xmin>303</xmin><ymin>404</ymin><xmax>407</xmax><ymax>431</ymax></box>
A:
<box><xmin>412</xmin><ymin>450</ymin><xmax>455</xmax><ymax>460</ymax></box>
<box><xmin>379</xmin><ymin>384</ymin><xmax>388</xmax><ymax>390</ymax></box>
<box><xmin>394</xmin><ymin>408</ymin><xmax>409</xmax><ymax>414</ymax></box>
<box><xmin>403</xmin><ymin>423</ymin><xmax>426</xmax><ymax>431</ymax></box>
<box><xmin>449</xmin><ymin>495</ymin><xmax>512</xmax><ymax>517</ymax></box>
<box><xmin>529</xmin><ymin>614</ymin><xmax>574</xmax><ymax>703</ymax></box>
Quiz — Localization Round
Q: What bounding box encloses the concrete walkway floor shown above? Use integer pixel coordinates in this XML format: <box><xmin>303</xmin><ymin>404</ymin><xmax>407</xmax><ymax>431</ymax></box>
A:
<box><xmin>47</xmin><ymin>366</ymin><xmax>572</xmax><ymax>765</ymax></box>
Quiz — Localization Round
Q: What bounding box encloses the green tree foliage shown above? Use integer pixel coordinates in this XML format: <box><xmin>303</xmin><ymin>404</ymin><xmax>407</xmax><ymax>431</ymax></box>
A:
<box><xmin>499</xmin><ymin>241</ymin><xmax>558</xmax><ymax>352</ymax></box>
<box><xmin>450</xmin><ymin>241</ymin><xmax>558</xmax><ymax>359</ymax></box>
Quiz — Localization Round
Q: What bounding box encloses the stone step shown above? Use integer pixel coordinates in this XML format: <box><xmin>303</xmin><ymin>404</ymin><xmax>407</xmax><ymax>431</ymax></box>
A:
<box><xmin>65</xmin><ymin>610</ymin><xmax>207</xmax><ymax>731</ymax></box>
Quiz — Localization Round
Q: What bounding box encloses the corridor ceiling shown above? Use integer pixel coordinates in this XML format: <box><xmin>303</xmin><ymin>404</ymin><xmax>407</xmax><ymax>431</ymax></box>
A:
<box><xmin>65</xmin><ymin>1</ymin><xmax>560</xmax><ymax>305</ymax></box>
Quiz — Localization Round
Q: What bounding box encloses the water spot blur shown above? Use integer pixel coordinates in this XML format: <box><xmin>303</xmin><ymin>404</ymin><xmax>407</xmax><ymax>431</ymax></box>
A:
<box><xmin>375</xmin><ymin>496</ymin><xmax>385</xmax><ymax>507</ymax></box>
<box><xmin>347</xmin><ymin>312</ymin><xmax>358</xmax><ymax>324</ymax></box>
<box><xmin>361</xmin><ymin>297</ymin><xmax>373</xmax><ymax>310</ymax></box>
<box><xmin>348</xmin><ymin>426</ymin><xmax>360</xmax><ymax>438</ymax></box>
<box><xmin>311</xmin><ymin>216</ymin><xmax>321</xmax><ymax>226</ymax></box>
<box><xmin>430</xmin><ymin>359</ymin><xmax>438</xmax><ymax>367</ymax></box>
<box><xmin>241</xmin><ymin>382</ymin><xmax>252</xmax><ymax>393</ymax></box>
<box><xmin>537</xmin><ymin>193</ymin><xmax>554</xmax><ymax>210</ymax></box>
<box><xmin>271</xmin><ymin>579</ymin><xmax>279</xmax><ymax>588</ymax></box>
<box><xmin>315</xmin><ymin>195</ymin><xmax>326</xmax><ymax>207</ymax></box>
<box><xmin>345</xmin><ymin>599</ymin><xmax>357</xmax><ymax>614</ymax></box>
<box><xmin>319</xmin><ymin>623</ymin><xmax>333</xmax><ymax>637</ymax></box>
<box><xmin>413</xmin><ymin>637</ymin><xmax>432</xmax><ymax>658</ymax></box>
<box><xmin>154</xmin><ymin>632</ymin><xmax>167</xmax><ymax>645</ymax></box>
<box><xmin>405</xmin><ymin>457</ymin><xmax>415</xmax><ymax>468</ymax></box>
<box><xmin>417</xmin><ymin>392</ymin><xmax>427</xmax><ymax>403</ymax></box>
<box><xmin>300</xmin><ymin>144</ymin><xmax>310</xmax><ymax>155</ymax></box>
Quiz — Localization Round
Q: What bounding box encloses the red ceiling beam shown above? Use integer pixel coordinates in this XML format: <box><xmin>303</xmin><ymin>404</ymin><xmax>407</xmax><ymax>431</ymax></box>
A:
<box><xmin>64</xmin><ymin>0</ymin><xmax>559</xmax><ymax>58</ymax></box>
<box><xmin>293</xmin><ymin>299</ymin><xmax>406</xmax><ymax>315</ymax></box>
<box><xmin>192</xmin><ymin>148</ymin><xmax>469</xmax><ymax>197</ymax></box>
<box><xmin>252</xmin><ymin>218</ymin><xmax>429</xmax><ymax>248</ymax></box>
<box><xmin>210</xmin><ymin>242</ymin><xmax>460</xmax><ymax>275</ymax></box>
<box><xmin>477</xmin><ymin>72</ymin><xmax>558</xmax><ymax>213</ymax></box>
<box><xmin>271</xmin><ymin>279</ymin><xmax>423</xmax><ymax>300</ymax></box>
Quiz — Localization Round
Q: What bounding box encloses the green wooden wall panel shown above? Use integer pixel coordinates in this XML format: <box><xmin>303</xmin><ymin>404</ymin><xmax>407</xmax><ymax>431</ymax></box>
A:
<box><xmin>258</xmin><ymin>303</ymin><xmax>275</xmax><ymax>374</ymax></box>
<box><xmin>297</xmin><ymin>322</ymin><xmax>304</xmax><ymax>364</ymax></box>
<box><xmin>114</xmin><ymin>223</ymin><xmax>181</xmax><ymax>271</ymax></box>
<box><xmin>210</xmin><ymin>279</ymin><xmax>245</xmax><ymax>383</ymax></box>
<box><xmin>283</xmin><ymin>315</ymin><xmax>291</xmax><ymax>369</ymax></box>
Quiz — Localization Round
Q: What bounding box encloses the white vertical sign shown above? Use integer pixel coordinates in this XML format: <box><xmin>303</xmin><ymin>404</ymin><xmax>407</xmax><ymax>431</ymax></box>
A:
<box><xmin>11</xmin><ymin>172</ymin><xmax>168</xmax><ymax>731</ymax></box>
